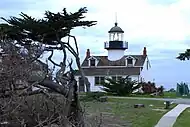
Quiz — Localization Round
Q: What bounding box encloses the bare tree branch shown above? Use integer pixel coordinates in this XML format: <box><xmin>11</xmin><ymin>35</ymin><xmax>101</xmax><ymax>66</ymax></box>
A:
<box><xmin>39</xmin><ymin>79</ymin><xmax>69</xmax><ymax>97</ymax></box>
<box><xmin>68</xmin><ymin>34</ymin><xmax>79</xmax><ymax>55</ymax></box>
<box><xmin>48</xmin><ymin>50</ymin><xmax>61</xmax><ymax>67</ymax></box>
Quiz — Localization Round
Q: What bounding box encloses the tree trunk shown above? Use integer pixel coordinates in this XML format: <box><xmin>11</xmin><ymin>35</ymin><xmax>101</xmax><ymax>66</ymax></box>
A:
<box><xmin>39</xmin><ymin>79</ymin><xmax>85</xmax><ymax>127</ymax></box>
<box><xmin>75</xmin><ymin>57</ymin><xmax>90</xmax><ymax>92</ymax></box>
<box><xmin>67</xmin><ymin>80</ymin><xmax>85</xmax><ymax>127</ymax></box>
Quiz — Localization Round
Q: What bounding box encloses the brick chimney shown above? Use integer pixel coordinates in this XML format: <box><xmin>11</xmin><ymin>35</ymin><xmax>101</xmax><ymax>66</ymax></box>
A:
<box><xmin>86</xmin><ymin>49</ymin><xmax>90</xmax><ymax>58</ymax></box>
<box><xmin>143</xmin><ymin>47</ymin><xmax>147</xmax><ymax>56</ymax></box>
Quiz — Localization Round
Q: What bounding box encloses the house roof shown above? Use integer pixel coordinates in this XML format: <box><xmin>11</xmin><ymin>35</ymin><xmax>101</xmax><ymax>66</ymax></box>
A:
<box><xmin>75</xmin><ymin>67</ymin><xmax>141</xmax><ymax>76</ymax></box>
<box><xmin>81</xmin><ymin>55</ymin><xmax>147</xmax><ymax>67</ymax></box>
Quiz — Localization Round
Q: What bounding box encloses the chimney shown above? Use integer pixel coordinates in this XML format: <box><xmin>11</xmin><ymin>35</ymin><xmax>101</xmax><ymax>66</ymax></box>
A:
<box><xmin>86</xmin><ymin>49</ymin><xmax>90</xmax><ymax>58</ymax></box>
<box><xmin>143</xmin><ymin>47</ymin><xmax>147</xmax><ymax>56</ymax></box>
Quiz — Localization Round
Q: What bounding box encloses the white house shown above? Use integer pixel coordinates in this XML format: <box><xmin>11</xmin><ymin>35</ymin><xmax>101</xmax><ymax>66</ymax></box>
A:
<box><xmin>75</xmin><ymin>21</ymin><xmax>152</xmax><ymax>92</ymax></box>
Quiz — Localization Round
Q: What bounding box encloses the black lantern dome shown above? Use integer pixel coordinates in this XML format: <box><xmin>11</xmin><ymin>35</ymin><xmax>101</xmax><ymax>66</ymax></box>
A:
<box><xmin>108</xmin><ymin>22</ymin><xmax>124</xmax><ymax>33</ymax></box>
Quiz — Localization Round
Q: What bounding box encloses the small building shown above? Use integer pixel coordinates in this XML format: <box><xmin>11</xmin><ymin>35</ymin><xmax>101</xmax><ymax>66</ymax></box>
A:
<box><xmin>75</xmin><ymin>21</ymin><xmax>152</xmax><ymax>92</ymax></box>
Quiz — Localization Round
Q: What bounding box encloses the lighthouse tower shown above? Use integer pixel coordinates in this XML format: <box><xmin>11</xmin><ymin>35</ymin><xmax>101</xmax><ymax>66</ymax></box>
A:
<box><xmin>104</xmin><ymin>22</ymin><xmax>128</xmax><ymax>61</ymax></box>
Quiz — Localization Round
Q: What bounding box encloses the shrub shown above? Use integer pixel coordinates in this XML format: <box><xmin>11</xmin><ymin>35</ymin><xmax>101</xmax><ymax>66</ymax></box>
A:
<box><xmin>101</xmin><ymin>76</ymin><xmax>140</xmax><ymax>96</ymax></box>
<box><xmin>140</xmin><ymin>81</ymin><xmax>157</xmax><ymax>94</ymax></box>
<box><xmin>176</xmin><ymin>82</ymin><xmax>189</xmax><ymax>96</ymax></box>
<box><xmin>168</xmin><ymin>88</ymin><xmax>176</xmax><ymax>92</ymax></box>
<box><xmin>80</xmin><ymin>92</ymin><xmax>106</xmax><ymax>101</ymax></box>
<box><xmin>140</xmin><ymin>81</ymin><xmax>164</xmax><ymax>96</ymax></box>
<box><xmin>157</xmin><ymin>85</ymin><xmax>164</xmax><ymax>96</ymax></box>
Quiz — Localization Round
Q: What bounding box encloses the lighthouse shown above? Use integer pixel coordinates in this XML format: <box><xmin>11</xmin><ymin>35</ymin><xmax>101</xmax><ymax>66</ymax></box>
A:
<box><xmin>104</xmin><ymin>22</ymin><xmax>128</xmax><ymax>61</ymax></box>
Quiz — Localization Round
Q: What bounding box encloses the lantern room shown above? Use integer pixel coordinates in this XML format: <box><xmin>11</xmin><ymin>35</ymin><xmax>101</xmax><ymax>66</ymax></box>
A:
<box><xmin>104</xmin><ymin>22</ymin><xmax>128</xmax><ymax>50</ymax></box>
<box><xmin>108</xmin><ymin>22</ymin><xmax>124</xmax><ymax>41</ymax></box>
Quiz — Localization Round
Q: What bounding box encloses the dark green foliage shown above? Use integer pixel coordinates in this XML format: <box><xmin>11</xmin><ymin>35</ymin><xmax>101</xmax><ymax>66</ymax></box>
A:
<box><xmin>101</xmin><ymin>76</ymin><xmax>140</xmax><ymax>96</ymax></box>
<box><xmin>176</xmin><ymin>82</ymin><xmax>189</xmax><ymax>96</ymax></box>
<box><xmin>168</xmin><ymin>88</ymin><xmax>176</xmax><ymax>92</ymax></box>
<box><xmin>80</xmin><ymin>92</ymin><xmax>106</xmax><ymax>101</ymax></box>
<box><xmin>157</xmin><ymin>85</ymin><xmax>164</xmax><ymax>96</ymax></box>
<box><xmin>177</xmin><ymin>49</ymin><xmax>190</xmax><ymax>60</ymax></box>
<box><xmin>0</xmin><ymin>7</ymin><xmax>97</xmax><ymax>45</ymax></box>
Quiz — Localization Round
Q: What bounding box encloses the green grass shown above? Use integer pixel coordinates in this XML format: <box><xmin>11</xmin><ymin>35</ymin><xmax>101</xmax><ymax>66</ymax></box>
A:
<box><xmin>173</xmin><ymin>108</ymin><xmax>190</xmax><ymax>127</ymax></box>
<box><xmin>82</xmin><ymin>98</ymin><xmax>176</xmax><ymax>127</ymax></box>
<box><xmin>129</xmin><ymin>92</ymin><xmax>175</xmax><ymax>98</ymax></box>
<box><xmin>164</xmin><ymin>92</ymin><xmax>177</xmax><ymax>98</ymax></box>
<box><xmin>80</xmin><ymin>92</ymin><xmax>190</xmax><ymax>99</ymax></box>
<box><xmin>130</xmin><ymin>92</ymin><xmax>190</xmax><ymax>99</ymax></box>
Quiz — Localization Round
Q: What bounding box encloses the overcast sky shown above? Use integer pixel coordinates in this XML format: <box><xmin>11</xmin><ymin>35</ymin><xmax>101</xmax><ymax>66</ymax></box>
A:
<box><xmin>1</xmin><ymin>0</ymin><xmax>190</xmax><ymax>89</ymax></box>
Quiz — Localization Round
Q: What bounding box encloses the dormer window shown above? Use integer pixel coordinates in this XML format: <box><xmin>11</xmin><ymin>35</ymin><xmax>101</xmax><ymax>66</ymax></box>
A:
<box><xmin>125</xmin><ymin>56</ymin><xmax>135</xmax><ymax>66</ymax></box>
<box><xmin>90</xmin><ymin>58</ymin><xmax>96</xmax><ymax>66</ymax></box>
<box><xmin>127</xmin><ymin>58</ymin><xmax>133</xmax><ymax>65</ymax></box>
<box><xmin>88</xmin><ymin>56</ymin><xmax>98</xmax><ymax>67</ymax></box>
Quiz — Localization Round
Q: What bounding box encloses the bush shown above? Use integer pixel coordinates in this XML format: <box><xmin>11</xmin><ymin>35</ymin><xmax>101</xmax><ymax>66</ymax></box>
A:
<box><xmin>140</xmin><ymin>81</ymin><xmax>157</xmax><ymax>94</ymax></box>
<box><xmin>176</xmin><ymin>82</ymin><xmax>189</xmax><ymax>96</ymax></box>
<box><xmin>101</xmin><ymin>76</ymin><xmax>140</xmax><ymax>96</ymax></box>
<box><xmin>140</xmin><ymin>82</ymin><xmax>164</xmax><ymax>96</ymax></box>
<box><xmin>80</xmin><ymin>92</ymin><xmax>106</xmax><ymax>101</ymax></box>
<box><xmin>168</xmin><ymin>88</ymin><xmax>176</xmax><ymax>92</ymax></box>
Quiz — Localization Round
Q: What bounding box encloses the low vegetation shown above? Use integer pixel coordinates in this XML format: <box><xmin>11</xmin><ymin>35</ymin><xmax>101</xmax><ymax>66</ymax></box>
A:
<box><xmin>140</xmin><ymin>81</ymin><xmax>164</xmax><ymax>96</ymax></box>
<box><xmin>130</xmin><ymin>91</ymin><xmax>176</xmax><ymax>98</ymax></box>
<box><xmin>101</xmin><ymin>76</ymin><xmax>140</xmax><ymax>96</ymax></box>
<box><xmin>173</xmin><ymin>108</ymin><xmax>190</xmax><ymax>127</ymax></box>
<box><xmin>80</xmin><ymin>92</ymin><xmax>106</xmax><ymax>101</ymax></box>
<box><xmin>176</xmin><ymin>82</ymin><xmax>190</xmax><ymax>96</ymax></box>
<box><xmin>82</xmin><ymin>98</ymin><xmax>176</xmax><ymax>127</ymax></box>
<box><xmin>100</xmin><ymin>76</ymin><xmax>165</xmax><ymax>97</ymax></box>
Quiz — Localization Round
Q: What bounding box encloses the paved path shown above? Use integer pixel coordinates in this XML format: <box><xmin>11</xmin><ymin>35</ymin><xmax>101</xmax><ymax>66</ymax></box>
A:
<box><xmin>108</xmin><ymin>96</ymin><xmax>190</xmax><ymax>104</ymax></box>
<box><xmin>155</xmin><ymin>104</ymin><xmax>190</xmax><ymax>127</ymax></box>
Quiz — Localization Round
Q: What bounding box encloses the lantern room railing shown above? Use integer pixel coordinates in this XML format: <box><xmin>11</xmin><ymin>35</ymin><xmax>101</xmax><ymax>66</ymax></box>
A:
<box><xmin>104</xmin><ymin>41</ymin><xmax>128</xmax><ymax>49</ymax></box>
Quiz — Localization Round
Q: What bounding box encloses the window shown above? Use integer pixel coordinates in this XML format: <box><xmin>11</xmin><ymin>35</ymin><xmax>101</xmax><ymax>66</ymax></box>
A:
<box><xmin>112</xmin><ymin>76</ymin><xmax>122</xmax><ymax>82</ymax></box>
<box><xmin>117</xmin><ymin>76</ymin><xmax>122</xmax><ymax>80</ymax></box>
<box><xmin>90</xmin><ymin>59</ymin><xmax>96</xmax><ymax>66</ymax></box>
<box><xmin>127</xmin><ymin>58</ymin><xmax>133</xmax><ymax>65</ymax></box>
<box><xmin>95</xmin><ymin>76</ymin><xmax>105</xmax><ymax>86</ymax></box>
<box><xmin>95</xmin><ymin>77</ymin><xmax>99</xmax><ymax>85</ymax></box>
<box><xmin>127</xmin><ymin>77</ymin><xmax>132</xmax><ymax>81</ymax></box>
<box><xmin>112</xmin><ymin>76</ymin><xmax>117</xmax><ymax>82</ymax></box>
<box><xmin>100</xmin><ymin>77</ymin><xmax>105</xmax><ymax>84</ymax></box>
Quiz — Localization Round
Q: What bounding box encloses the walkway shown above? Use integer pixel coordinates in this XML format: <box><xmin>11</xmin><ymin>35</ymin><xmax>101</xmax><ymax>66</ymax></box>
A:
<box><xmin>155</xmin><ymin>104</ymin><xmax>190</xmax><ymax>127</ymax></box>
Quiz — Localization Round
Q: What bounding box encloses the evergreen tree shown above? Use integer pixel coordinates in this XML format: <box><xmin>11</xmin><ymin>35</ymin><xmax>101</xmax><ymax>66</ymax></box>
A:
<box><xmin>101</xmin><ymin>76</ymin><xmax>140</xmax><ymax>96</ymax></box>
<box><xmin>177</xmin><ymin>49</ymin><xmax>190</xmax><ymax>60</ymax></box>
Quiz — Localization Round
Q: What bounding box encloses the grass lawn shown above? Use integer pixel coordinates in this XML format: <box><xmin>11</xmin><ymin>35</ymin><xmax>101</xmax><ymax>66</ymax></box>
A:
<box><xmin>130</xmin><ymin>92</ymin><xmax>190</xmax><ymax>99</ymax></box>
<box><xmin>173</xmin><ymin>108</ymin><xmax>190</xmax><ymax>127</ymax></box>
<box><xmin>82</xmin><ymin>98</ymin><xmax>176</xmax><ymax>127</ymax></box>
<box><xmin>80</xmin><ymin>92</ymin><xmax>190</xmax><ymax>99</ymax></box>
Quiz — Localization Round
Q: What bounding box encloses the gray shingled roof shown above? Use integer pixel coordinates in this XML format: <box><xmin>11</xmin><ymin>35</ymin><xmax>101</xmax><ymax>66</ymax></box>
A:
<box><xmin>75</xmin><ymin>67</ymin><xmax>141</xmax><ymax>76</ymax></box>
<box><xmin>81</xmin><ymin>55</ymin><xmax>146</xmax><ymax>67</ymax></box>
